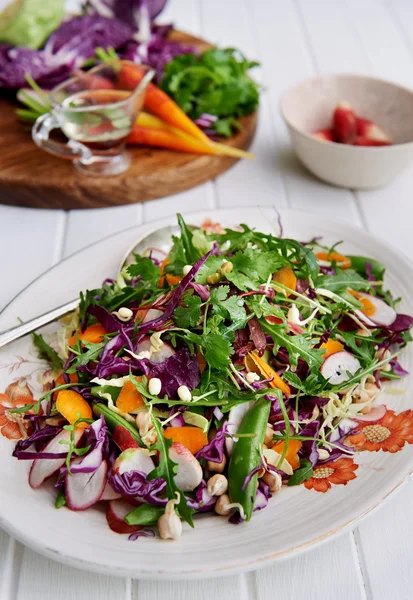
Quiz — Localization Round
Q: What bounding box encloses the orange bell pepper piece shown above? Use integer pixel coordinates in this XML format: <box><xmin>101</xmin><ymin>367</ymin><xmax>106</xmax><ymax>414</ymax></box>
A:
<box><xmin>319</xmin><ymin>339</ymin><xmax>344</xmax><ymax>359</ymax></box>
<box><xmin>272</xmin><ymin>439</ymin><xmax>302</xmax><ymax>470</ymax></box>
<box><xmin>247</xmin><ymin>352</ymin><xmax>291</xmax><ymax>396</ymax></box>
<box><xmin>68</xmin><ymin>324</ymin><xmax>107</xmax><ymax>347</ymax></box>
<box><xmin>55</xmin><ymin>390</ymin><xmax>92</xmax><ymax>428</ymax></box>
<box><xmin>116</xmin><ymin>378</ymin><xmax>144</xmax><ymax>414</ymax></box>
<box><xmin>272</xmin><ymin>266</ymin><xmax>297</xmax><ymax>295</ymax></box>
<box><xmin>163</xmin><ymin>426</ymin><xmax>208</xmax><ymax>454</ymax></box>
<box><xmin>315</xmin><ymin>251</ymin><xmax>351</xmax><ymax>270</ymax></box>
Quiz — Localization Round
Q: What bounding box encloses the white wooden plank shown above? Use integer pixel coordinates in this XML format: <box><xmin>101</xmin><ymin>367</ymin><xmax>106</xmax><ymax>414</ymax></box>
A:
<box><xmin>142</xmin><ymin>184</ymin><xmax>214</xmax><ymax>223</ymax></box>
<box><xmin>249</xmin><ymin>0</ymin><xmax>360</xmax><ymax>222</ymax></box>
<box><xmin>64</xmin><ymin>204</ymin><xmax>142</xmax><ymax>256</ymax></box>
<box><xmin>0</xmin><ymin>206</ymin><xmax>66</xmax><ymax>309</ymax></box>
<box><xmin>134</xmin><ymin>575</ymin><xmax>247</xmax><ymax>600</ymax></box>
<box><xmin>255</xmin><ymin>534</ymin><xmax>365</xmax><ymax>600</ymax></box>
<box><xmin>16</xmin><ymin>548</ymin><xmax>127</xmax><ymax>600</ymax></box>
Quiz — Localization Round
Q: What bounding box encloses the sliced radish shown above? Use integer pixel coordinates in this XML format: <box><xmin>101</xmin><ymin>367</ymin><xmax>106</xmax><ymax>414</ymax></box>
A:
<box><xmin>320</xmin><ymin>351</ymin><xmax>361</xmax><ymax>384</ymax></box>
<box><xmin>354</xmin><ymin>292</ymin><xmax>396</xmax><ymax>327</ymax></box>
<box><xmin>66</xmin><ymin>460</ymin><xmax>107</xmax><ymax>511</ymax></box>
<box><xmin>143</xmin><ymin>308</ymin><xmax>163</xmax><ymax>323</ymax></box>
<box><xmin>170</xmin><ymin>442</ymin><xmax>202</xmax><ymax>492</ymax></box>
<box><xmin>112</xmin><ymin>425</ymin><xmax>140</xmax><ymax>452</ymax></box>
<box><xmin>225</xmin><ymin>402</ymin><xmax>254</xmax><ymax>456</ymax></box>
<box><xmin>135</xmin><ymin>336</ymin><xmax>175</xmax><ymax>364</ymax></box>
<box><xmin>29</xmin><ymin>429</ymin><xmax>84</xmax><ymax>489</ymax></box>
<box><xmin>113</xmin><ymin>448</ymin><xmax>155</xmax><ymax>477</ymax></box>
<box><xmin>355</xmin><ymin>405</ymin><xmax>386</xmax><ymax>423</ymax></box>
<box><xmin>106</xmin><ymin>499</ymin><xmax>142</xmax><ymax>534</ymax></box>
<box><xmin>101</xmin><ymin>482</ymin><xmax>122</xmax><ymax>501</ymax></box>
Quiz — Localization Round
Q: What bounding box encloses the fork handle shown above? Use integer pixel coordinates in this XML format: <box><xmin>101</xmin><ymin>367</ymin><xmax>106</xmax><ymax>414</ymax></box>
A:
<box><xmin>0</xmin><ymin>299</ymin><xmax>80</xmax><ymax>349</ymax></box>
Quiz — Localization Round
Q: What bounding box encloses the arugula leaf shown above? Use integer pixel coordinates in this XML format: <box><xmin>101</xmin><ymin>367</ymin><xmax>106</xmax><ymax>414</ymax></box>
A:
<box><xmin>287</xmin><ymin>459</ymin><xmax>313</xmax><ymax>486</ymax></box>
<box><xmin>177</xmin><ymin>213</ymin><xmax>200</xmax><ymax>264</ymax></box>
<box><xmin>66</xmin><ymin>340</ymin><xmax>106</xmax><ymax>373</ymax></box>
<box><xmin>316</xmin><ymin>268</ymin><xmax>370</xmax><ymax>293</ymax></box>
<box><xmin>283</xmin><ymin>371</ymin><xmax>327</xmax><ymax>395</ymax></box>
<box><xmin>203</xmin><ymin>333</ymin><xmax>233</xmax><ymax>370</ymax></box>
<box><xmin>173</xmin><ymin>294</ymin><xmax>202</xmax><ymax>328</ymax></box>
<box><xmin>147</xmin><ymin>413</ymin><xmax>194</xmax><ymax>526</ymax></box>
<box><xmin>32</xmin><ymin>332</ymin><xmax>63</xmax><ymax>370</ymax></box>
<box><xmin>79</xmin><ymin>289</ymin><xmax>101</xmax><ymax>323</ymax></box>
<box><xmin>126</xmin><ymin>255</ymin><xmax>160</xmax><ymax>283</ymax></box>
<box><xmin>261</xmin><ymin>320</ymin><xmax>325</xmax><ymax>369</ymax></box>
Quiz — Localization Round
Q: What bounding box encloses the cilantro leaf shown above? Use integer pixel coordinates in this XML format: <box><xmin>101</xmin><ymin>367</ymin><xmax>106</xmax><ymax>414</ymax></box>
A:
<box><xmin>287</xmin><ymin>459</ymin><xmax>313</xmax><ymax>486</ymax></box>
<box><xmin>126</xmin><ymin>256</ymin><xmax>160</xmax><ymax>283</ymax></box>
<box><xmin>316</xmin><ymin>268</ymin><xmax>370</xmax><ymax>293</ymax></box>
<box><xmin>209</xmin><ymin>285</ymin><xmax>230</xmax><ymax>304</ymax></box>
<box><xmin>32</xmin><ymin>332</ymin><xmax>63</xmax><ymax>370</ymax></box>
<box><xmin>226</xmin><ymin>249</ymin><xmax>284</xmax><ymax>291</ymax></box>
<box><xmin>203</xmin><ymin>333</ymin><xmax>232</xmax><ymax>369</ymax></box>
<box><xmin>173</xmin><ymin>294</ymin><xmax>202</xmax><ymax>328</ymax></box>
<box><xmin>195</xmin><ymin>255</ymin><xmax>223</xmax><ymax>284</ymax></box>
<box><xmin>147</xmin><ymin>413</ymin><xmax>194</xmax><ymax>526</ymax></box>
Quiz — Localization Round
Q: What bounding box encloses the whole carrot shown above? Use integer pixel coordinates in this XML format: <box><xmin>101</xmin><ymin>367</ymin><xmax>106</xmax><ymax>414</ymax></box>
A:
<box><xmin>118</xmin><ymin>63</ymin><xmax>209</xmax><ymax>143</ymax></box>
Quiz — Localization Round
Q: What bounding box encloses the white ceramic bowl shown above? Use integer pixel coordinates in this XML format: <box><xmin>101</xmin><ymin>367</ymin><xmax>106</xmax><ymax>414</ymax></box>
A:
<box><xmin>280</xmin><ymin>74</ymin><xmax>413</xmax><ymax>189</ymax></box>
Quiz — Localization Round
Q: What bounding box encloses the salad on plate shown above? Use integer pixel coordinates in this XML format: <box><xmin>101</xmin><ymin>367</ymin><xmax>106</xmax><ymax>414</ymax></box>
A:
<box><xmin>2</xmin><ymin>214</ymin><xmax>413</xmax><ymax>541</ymax></box>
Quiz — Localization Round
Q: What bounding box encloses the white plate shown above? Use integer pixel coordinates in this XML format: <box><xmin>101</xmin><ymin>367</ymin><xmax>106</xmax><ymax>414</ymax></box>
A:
<box><xmin>1</xmin><ymin>207</ymin><xmax>413</xmax><ymax>580</ymax></box>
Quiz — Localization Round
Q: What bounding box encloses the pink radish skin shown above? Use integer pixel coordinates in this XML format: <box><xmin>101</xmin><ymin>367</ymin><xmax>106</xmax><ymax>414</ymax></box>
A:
<box><xmin>29</xmin><ymin>429</ymin><xmax>84</xmax><ymax>489</ymax></box>
<box><xmin>355</xmin><ymin>405</ymin><xmax>386</xmax><ymax>423</ymax></box>
<box><xmin>106</xmin><ymin>499</ymin><xmax>141</xmax><ymax>534</ymax></box>
<box><xmin>135</xmin><ymin>336</ymin><xmax>175</xmax><ymax>364</ymax></box>
<box><xmin>101</xmin><ymin>482</ymin><xmax>122</xmax><ymax>501</ymax></box>
<box><xmin>66</xmin><ymin>460</ymin><xmax>107</xmax><ymax>511</ymax></box>
<box><xmin>170</xmin><ymin>442</ymin><xmax>202</xmax><ymax>492</ymax></box>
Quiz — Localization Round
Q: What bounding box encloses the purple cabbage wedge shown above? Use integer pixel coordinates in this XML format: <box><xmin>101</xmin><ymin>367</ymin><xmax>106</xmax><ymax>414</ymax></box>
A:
<box><xmin>110</xmin><ymin>470</ymin><xmax>167</xmax><ymax>506</ymax></box>
<box><xmin>150</xmin><ymin>347</ymin><xmax>200</xmax><ymax>398</ymax></box>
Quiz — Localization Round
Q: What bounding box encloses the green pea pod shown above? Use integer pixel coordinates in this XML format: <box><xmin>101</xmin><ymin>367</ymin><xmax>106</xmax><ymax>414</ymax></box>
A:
<box><xmin>92</xmin><ymin>403</ymin><xmax>143</xmax><ymax>447</ymax></box>
<box><xmin>348</xmin><ymin>255</ymin><xmax>385</xmax><ymax>281</ymax></box>
<box><xmin>125</xmin><ymin>503</ymin><xmax>164</xmax><ymax>526</ymax></box>
<box><xmin>228</xmin><ymin>398</ymin><xmax>271</xmax><ymax>521</ymax></box>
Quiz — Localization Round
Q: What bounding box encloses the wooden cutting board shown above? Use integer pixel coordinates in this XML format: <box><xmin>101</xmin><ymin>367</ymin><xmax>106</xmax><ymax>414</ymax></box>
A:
<box><xmin>0</xmin><ymin>31</ymin><xmax>257</xmax><ymax>210</ymax></box>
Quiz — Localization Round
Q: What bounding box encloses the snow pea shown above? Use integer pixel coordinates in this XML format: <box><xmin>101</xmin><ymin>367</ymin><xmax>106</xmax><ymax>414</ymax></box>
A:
<box><xmin>125</xmin><ymin>503</ymin><xmax>164</xmax><ymax>526</ymax></box>
<box><xmin>228</xmin><ymin>397</ymin><xmax>271</xmax><ymax>521</ymax></box>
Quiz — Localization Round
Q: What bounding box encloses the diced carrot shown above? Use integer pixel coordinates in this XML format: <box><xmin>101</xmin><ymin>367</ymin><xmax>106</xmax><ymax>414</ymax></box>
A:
<box><xmin>68</xmin><ymin>324</ymin><xmax>107</xmax><ymax>347</ymax></box>
<box><xmin>315</xmin><ymin>251</ymin><xmax>351</xmax><ymax>270</ymax></box>
<box><xmin>347</xmin><ymin>290</ymin><xmax>376</xmax><ymax>316</ymax></box>
<box><xmin>163</xmin><ymin>426</ymin><xmax>208</xmax><ymax>454</ymax></box>
<box><xmin>116</xmin><ymin>378</ymin><xmax>144</xmax><ymax>414</ymax></box>
<box><xmin>319</xmin><ymin>339</ymin><xmax>344</xmax><ymax>359</ymax></box>
<box><xmin>55</xmin><ymin>390</ymin><xmax>92</xmax><ymax>429</ymax></box>
<box><xmin>53</xmin><ymin>372</ymin><xmax>79</xmax><ymax>401</ymax></box>
<box><xmin>197</xmin><ymin>353</ymin><xmax>207</xmax><ymax>374</ymax></box>
<box><xmin>118</xmin><ymin>63</ymin><xmax>210</xmax><ymax>143</ymax></box>
<box><xmin>272</xmin><ymin>266</ymin><xmax>297</xmax><ymax>295</ymax></box>
<box><xmin>158</xmin><ymin>257</ymin><xmax>181</xmax><ymax>287</ymax></box>
<box><xmin>247</xmin><ymin>352</ymin><xmax>291</xmax><ymax>396</ymax></box>
<box><xmin>271</xmin><ymin>439</ymin><xmax>302</xmax><ymax>470</ymax></box>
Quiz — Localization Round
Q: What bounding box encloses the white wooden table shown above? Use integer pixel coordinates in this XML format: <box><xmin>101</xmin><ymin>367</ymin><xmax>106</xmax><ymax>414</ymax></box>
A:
<box><xmin>1</xmin><ymin>0</ymin><xmax>413</xmax><ymax>597</ymax></box>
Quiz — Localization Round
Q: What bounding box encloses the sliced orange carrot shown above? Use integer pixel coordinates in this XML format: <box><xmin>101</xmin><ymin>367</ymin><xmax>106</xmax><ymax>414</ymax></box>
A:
<box><xmin>53</xmin><ymin>372</ymin><xmax>79</xmax><ymax>400</ymax></box>
<box><xmin>163</xmin><ymin>426</ymin><xmax>208</xmax><ymax>454</ymax></box>
<box><xmin>158</xmin><ymin>257</ymin><xmax>181</xmax><ymax>287</ymax></box>
<box><xmin>247</xmin><ymin>352</ymin><xmax>291</xmax><ymax>396</ymax></box>
<box><xmin>347</xmin><ymin>289</ymin><xmax>376</xmax><ymax>316</ymax></box>
<box><xmin>272</xmin><ymin>266</ymin><xmax>297</xmax><ymax>295</ymax></box>
<box><xmin>197</xmin><ymin>353</ymin><xmax>207</xmax><ymax>374</ymax></box>
<box><xmin>118</xmin><ymin>63</ymin><xmax>210</xmax><ymax>143</ymax></box>
<box><xmin>319</xmin><ymin>339</ymin><xmax>344</xmax><ymax>359</ymax></box>
<box><xmin>315</xmin><ymin>251</ymin><xmax>351</xmax><ymax>270</ymax></box>
<box><xmin>116</xmin><ymin>377</ymin><xmax>144</xmax><ymax>414</ymax></box>
<box><xmin>271</xmin><ymin>439</ymin><xmax>302</xmax><ymax>470</ymax></box>
<box><xmin>55</xmin><ymin>390</ymin><xmax>92</xmax><ymax>428</ymax></box>
<box><xmin>68</xmin><ymin>324</ymin><xmax>107</xmax><ymax>347</ymax></box>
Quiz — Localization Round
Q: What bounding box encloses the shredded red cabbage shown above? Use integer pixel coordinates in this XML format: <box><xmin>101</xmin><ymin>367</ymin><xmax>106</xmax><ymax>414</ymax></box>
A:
<box><xmin>149</xmin><ymin>347</ymin><xmax>200</xmax><ymax>398</ymax></box>
<box><xmin>195</xmin><ymin>422</ymin><xmax>228</xmax><ymax>463</ymax></box>
<box><xmin>128</xmin><ymin>528</ymin><xmax>156</xmax><ymax>541</ymax></box>
<box><xmin>110</xmin><ymin>470</ymin><xmax>167</xmax><ymax>506</ymax></box>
